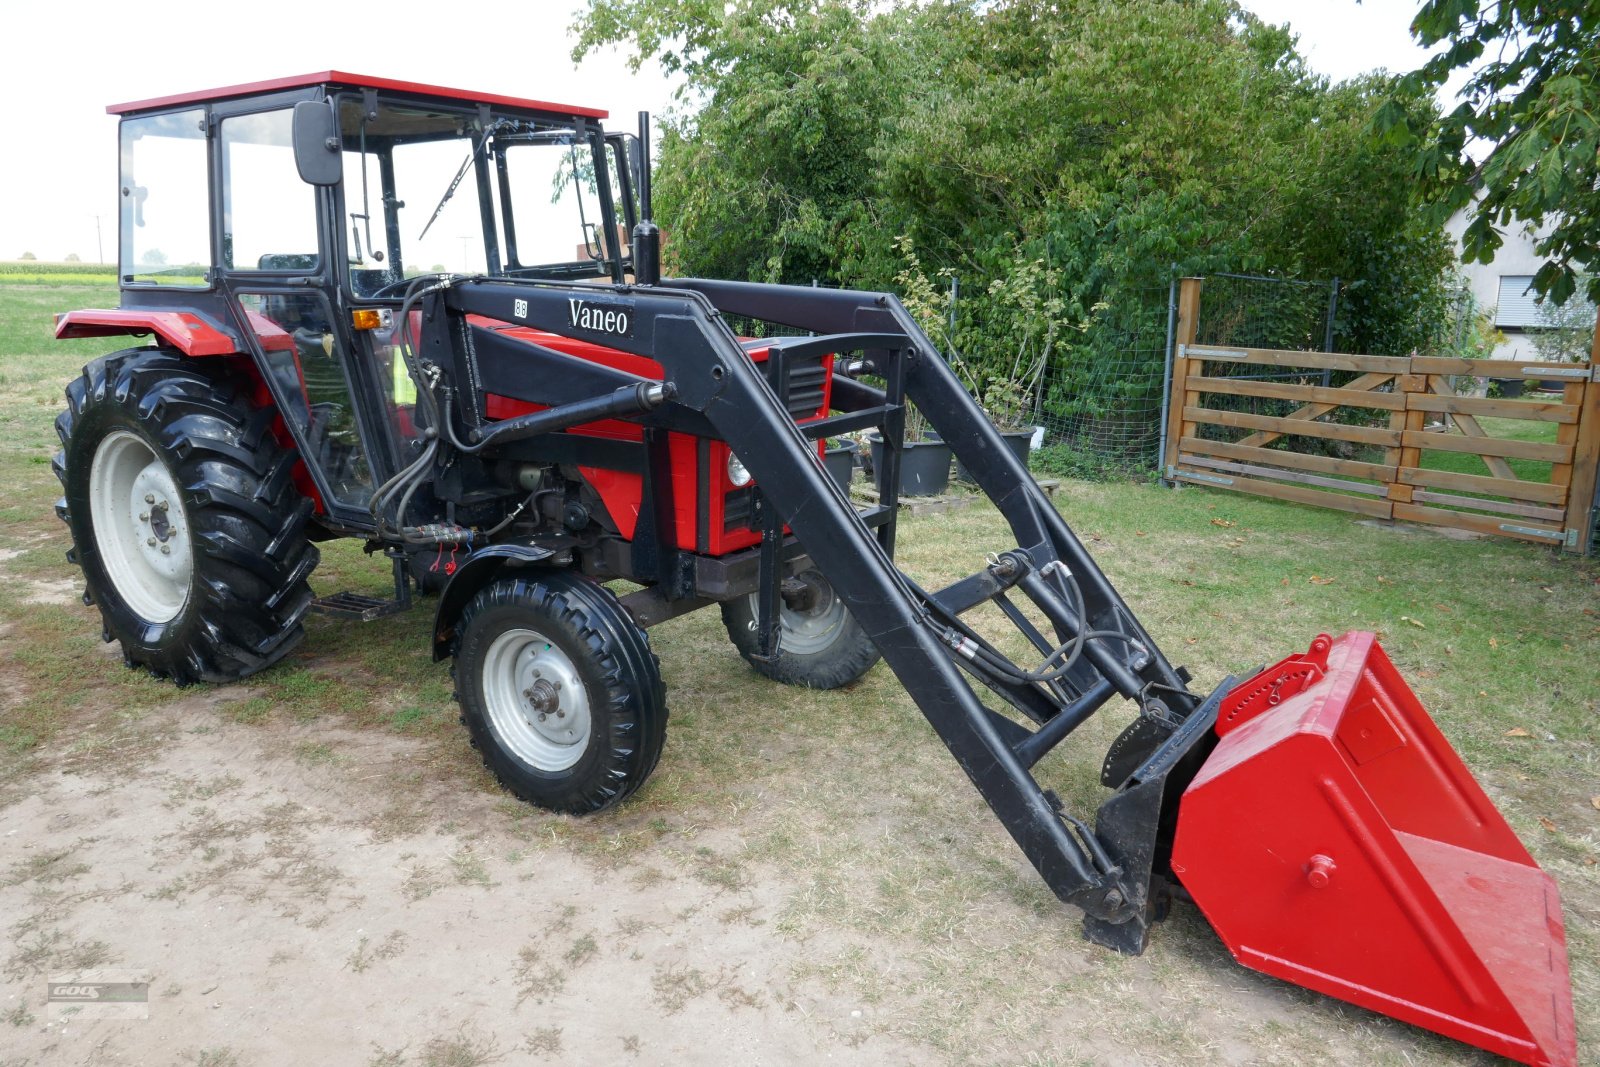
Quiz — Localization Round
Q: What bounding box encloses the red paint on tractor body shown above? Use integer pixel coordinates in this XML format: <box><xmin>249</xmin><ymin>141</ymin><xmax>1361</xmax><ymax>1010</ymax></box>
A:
<box><xmin>1173</xmin><ymin>632</ymin><xmax>1576</xmax><ymax>1067</ymax></box>
<box><xmin>479</xmin><ymin>325</ymin><xmax>832</xmax><ymax>556</ymax></box>
<box><xmin>55</xmin><ymin>308</ymin><xmax>239</xmax><ymax>357</ymax></box>
<box><xmin>106</xmin><ymin>71</ymin><xmax>607</xmax><ymax>119</ymax></box>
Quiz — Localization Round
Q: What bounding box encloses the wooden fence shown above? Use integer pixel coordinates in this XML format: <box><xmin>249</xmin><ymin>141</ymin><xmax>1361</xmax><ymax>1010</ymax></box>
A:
<box><xmin>1162</xmin><ymin>278</ymin><xmax>1600</xmax><ymax>552</ymax></box>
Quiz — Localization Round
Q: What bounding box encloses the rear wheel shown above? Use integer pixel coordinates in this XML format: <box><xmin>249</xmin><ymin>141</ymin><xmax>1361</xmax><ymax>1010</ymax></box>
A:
<box><xmin>54</xmin><ymin>348</ymin><xmax>319</xmax><ymax>684</ymax></box>
<box><xmin>454</xmin><ymin>570</ymin><xmax>667</xmax><ymax>814</ymax></box>
<box><xmin>720</xmin><ymin>567</ymin><xmax>880</xmax><ymax>689</ymax></box>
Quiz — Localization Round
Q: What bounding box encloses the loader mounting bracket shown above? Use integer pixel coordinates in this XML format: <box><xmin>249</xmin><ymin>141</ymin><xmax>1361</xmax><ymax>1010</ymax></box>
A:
<box><xmin>1084</xmin><ymin>675</ymin><xmax>1233</xmax><ymax>954</ymax></box>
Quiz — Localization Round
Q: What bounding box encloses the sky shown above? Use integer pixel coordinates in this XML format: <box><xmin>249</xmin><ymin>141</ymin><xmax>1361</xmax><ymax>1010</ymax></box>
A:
<box><xmin>2</xmin><ymin>0</ymin><xmax>1446</xmax><ymax>263</ymax></box>
<box><xmin>1236</xmin><ymin>0</ymin><xmax>1439</xmax><ymax>83</ymax></box>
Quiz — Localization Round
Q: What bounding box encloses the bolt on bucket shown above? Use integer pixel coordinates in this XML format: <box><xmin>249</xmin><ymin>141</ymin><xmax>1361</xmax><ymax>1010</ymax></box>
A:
<box><xmin>1171</xmin><ymin>632</ymin><xmax>1576</xmax><ymax>1067</ymax></box>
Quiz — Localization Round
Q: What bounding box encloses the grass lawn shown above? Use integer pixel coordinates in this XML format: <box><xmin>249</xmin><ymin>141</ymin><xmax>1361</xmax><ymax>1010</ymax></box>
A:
<box><xmin>1416</xmin><ymin>411</ymin><xmax>1561</xmax><ymax>485</ymax></box>
<box><xmin>1</xmin><ymin>284</ymin><xmax>1596</xmax><ymax>1065</ymax></box>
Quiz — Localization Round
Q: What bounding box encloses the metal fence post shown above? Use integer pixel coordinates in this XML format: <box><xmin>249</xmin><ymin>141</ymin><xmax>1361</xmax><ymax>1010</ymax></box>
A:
<box><xmin>1321</xmin><ymin>277</ymin><xmax>1339</xmax><ymax>387</ymax></box>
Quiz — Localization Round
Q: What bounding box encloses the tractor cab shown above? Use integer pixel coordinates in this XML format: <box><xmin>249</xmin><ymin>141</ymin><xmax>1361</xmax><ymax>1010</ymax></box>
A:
<box><xmin>90</xmin><ymin>72</ymin><xmax>639</xmax><ymax>529</ymax></box>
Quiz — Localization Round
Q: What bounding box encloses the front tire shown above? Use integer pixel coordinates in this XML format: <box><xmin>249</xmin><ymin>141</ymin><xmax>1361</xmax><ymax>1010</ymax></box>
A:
<box><xmin>455</xmin><ymin>570</ymin><xmax>667</xmax><ymax>814</ymax></box>
<box><xmin>720</xmin><ymin>568</ymin><xmax>880</xmax><ymax>689</ymax></box>
<box><xmin>54</xmin><ymin>348</ymin><xmax>319</xmax><ymax>684</ymax></box>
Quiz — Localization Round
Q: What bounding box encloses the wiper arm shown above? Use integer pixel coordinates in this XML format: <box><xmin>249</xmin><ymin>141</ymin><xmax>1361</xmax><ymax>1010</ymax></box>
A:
<box><xmin>417</xmin><ymin>149</ymin><xmax>475</xmax><ymax>243</ymax></box>
<box><xmin>417</xmin><ymin>119</ymin><xmax>518</xmax><ymax>243</ymax></box>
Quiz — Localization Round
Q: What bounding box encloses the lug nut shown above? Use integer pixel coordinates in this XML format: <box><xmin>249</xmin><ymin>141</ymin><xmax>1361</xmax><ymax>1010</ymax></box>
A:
<box><xmin>139</xmin><ymin>512</ymin><xmax>149</xmax><ymax>522</ymax></box>
<box><xmin>160</xmin><ymin>544</ymin><xmax>171</xmax><ymax>555</ymax></box>
<box><xmin>538</xmin><ymin>713</ymin><xmax>548</xmax><ymax>722</ymax></box>
<box><xmin>147</xmin><ymin>537</ymin><xmax>157</xmax><ymax>547</ymax></box>
<box><xmin>144</xmin><ymin>493</ymin><xmax>155</xmax><ymax>504</ymax></box>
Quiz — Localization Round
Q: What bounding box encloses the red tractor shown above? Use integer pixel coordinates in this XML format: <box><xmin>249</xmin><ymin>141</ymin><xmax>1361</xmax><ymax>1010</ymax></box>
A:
<box><xmin>53</xmin><ymin>73</ymin><xmax>1575</xmax><ymax>1065</ymax></box>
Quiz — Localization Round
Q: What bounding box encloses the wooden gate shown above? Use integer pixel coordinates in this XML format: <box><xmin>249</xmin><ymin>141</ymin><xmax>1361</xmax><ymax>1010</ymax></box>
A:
<box><xmin>1162</xmin><ymin>278</ymin><xmax>1600</xmax><ymax>552</ymax></box>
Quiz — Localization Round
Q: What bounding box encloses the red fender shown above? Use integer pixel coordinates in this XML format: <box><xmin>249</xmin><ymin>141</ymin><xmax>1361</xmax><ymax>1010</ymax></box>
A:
<box><xmin>55</xmin><ymin>308</ymin><xmax>240</xmax><ymax>357</ymax></box>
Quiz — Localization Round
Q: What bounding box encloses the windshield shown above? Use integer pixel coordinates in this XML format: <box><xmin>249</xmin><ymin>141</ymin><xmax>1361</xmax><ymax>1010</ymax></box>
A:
<box><xmin>337</xmin><ymin>98</ymin><xmax>625</xmax><ymax>298</ymax></box>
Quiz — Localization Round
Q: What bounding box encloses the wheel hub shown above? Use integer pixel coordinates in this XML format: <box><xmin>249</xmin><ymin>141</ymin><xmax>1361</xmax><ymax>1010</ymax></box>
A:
<box><xmin>482</xmin><ymin>628</ymin><xmax>591</xmax><ymax>769</ymax></box>
<box><xmin>89</xmin><ymin>430</ymin><xmax>193</xmax><ymax>623</ymax></box>
<box><xmin>750</xmin><ymin>568</ymin><xmax>848</xmax><ymax>656</ymax></box>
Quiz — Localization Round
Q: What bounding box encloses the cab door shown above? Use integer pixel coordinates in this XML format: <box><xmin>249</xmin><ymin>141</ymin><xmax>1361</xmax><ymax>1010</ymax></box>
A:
<box><xmin>211</xmin><ymin>101</ymin><xmax>387</xmax><ymax>526</ymax></box>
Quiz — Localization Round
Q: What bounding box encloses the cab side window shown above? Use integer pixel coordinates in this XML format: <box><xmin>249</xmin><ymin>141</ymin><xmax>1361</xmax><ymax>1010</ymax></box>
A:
<box><xmin>119</xmin><ymin>109</ymin><xmax>211</xmax><ymax>285</ymax></box>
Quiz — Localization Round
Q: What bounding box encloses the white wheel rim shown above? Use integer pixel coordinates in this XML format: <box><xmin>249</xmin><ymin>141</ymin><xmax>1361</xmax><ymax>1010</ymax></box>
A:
<box><xmin>748</xmin><ymin>569</ymin><xmax>848</xmax><ymax>655</ymax></box>
<box><xmin>482</xmin><ymin>628</ymin><xmax>592</xmax><ymax>771</ymax></box>
<box><xmin>88</xmin><ymin>430</ymin><xmax>192</xmax><ymax>623</ymax></box>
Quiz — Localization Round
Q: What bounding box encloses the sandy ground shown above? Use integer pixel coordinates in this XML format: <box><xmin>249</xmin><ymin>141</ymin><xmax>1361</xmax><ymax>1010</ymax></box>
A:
<box><xmin>0</xmin><ymin>706</ymin><xmax>944</xmax><ymax>1067</ymax></box>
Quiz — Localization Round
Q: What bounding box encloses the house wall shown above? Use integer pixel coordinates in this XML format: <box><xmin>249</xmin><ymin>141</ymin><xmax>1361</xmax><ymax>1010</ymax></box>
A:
<box><xmin>1443</xmin><ymin>210</ymin><xmax>1555</xmax><ymax>363</ymax></box>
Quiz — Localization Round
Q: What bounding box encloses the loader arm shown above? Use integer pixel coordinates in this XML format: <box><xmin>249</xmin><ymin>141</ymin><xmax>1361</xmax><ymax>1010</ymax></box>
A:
<box><xmin>419</xmin><ymin>277</ymin><xmax>1212</xmax><ymax>945</ymax></box>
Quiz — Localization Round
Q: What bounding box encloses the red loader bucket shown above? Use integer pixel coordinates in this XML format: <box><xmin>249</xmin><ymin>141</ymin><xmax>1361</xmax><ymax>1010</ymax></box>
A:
<box><xmin>1172</xmin><ymin>632</ymin><xmax>1576</xmax><ymax>1067</ymax></box>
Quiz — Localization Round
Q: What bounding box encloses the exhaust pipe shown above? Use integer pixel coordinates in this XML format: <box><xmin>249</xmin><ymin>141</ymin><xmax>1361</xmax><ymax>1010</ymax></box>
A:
<box><xmin>631</xmin><ymin>111</ymin><xmax>660</xmax><ymax>286</ymax></box>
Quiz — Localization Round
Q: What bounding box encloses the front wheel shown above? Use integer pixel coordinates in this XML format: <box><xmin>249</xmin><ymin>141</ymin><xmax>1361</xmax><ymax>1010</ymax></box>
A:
<box><xmin>454</xmin><ymin>570</ymin><xmax>667</xmax><ymax>814</ymax></box>
<box><xmin>720</xmin><ymin>568</ymin><xmax>880</xmax><ymax>689</ymax></box>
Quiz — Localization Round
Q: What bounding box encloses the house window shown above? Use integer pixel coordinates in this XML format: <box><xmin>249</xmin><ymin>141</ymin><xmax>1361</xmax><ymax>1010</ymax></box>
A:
<box><xmin>1495</xmin><ymin>275</ymin><xmax>1539</xmax><ymax>328</ymax></box>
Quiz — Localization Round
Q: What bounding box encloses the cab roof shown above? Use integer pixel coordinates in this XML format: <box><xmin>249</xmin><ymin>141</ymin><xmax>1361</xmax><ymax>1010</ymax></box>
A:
<box><xmin>106</xmin><ymin>71</ymin><xmax>608</xmax><ymax>120</ymax></box>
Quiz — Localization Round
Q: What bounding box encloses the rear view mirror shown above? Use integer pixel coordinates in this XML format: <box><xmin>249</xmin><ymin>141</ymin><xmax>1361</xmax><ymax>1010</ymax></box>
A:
<box><xmin>292</xmin><ymin>100</ymin><xmax>341</xmax><ymax>186</ymax></box>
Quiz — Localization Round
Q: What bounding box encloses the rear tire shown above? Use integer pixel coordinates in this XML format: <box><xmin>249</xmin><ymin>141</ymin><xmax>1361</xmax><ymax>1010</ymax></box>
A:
<box><xmin>54</xmin><ymin>348</ymin><xmax>319</xmax><ymax>685</ymax></box>
<box><xmin>720</xmin><ymin>568</ymin><xmax>879</xmax><ymax>689</ymax></box>
<box><xmin>454</xmin><ymin>570</ymin><xmax>667</xmax><ymax>814</ymax></box>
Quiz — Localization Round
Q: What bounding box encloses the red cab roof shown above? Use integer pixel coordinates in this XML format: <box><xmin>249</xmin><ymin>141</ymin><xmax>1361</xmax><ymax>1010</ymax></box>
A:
<box><xmin>107</xmin><ymin>71</ymin><xmax>608</xmax><ymax>120</ymax></box>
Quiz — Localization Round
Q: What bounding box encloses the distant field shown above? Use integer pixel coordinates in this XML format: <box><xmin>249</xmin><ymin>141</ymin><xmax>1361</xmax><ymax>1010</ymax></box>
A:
<box><xmin>0</xmin><ymin>260</ymin><xmax>119</xmax><ymax>285</ymax></box>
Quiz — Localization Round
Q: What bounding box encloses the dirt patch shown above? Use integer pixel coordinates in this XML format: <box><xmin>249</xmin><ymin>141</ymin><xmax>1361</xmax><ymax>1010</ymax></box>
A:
<box><xmin>21</xmin><ymin>578</ymin><xmax>78</xmax><ymax>606</ymax></box>
<box><xmin>0</xmin><ymin>715</ymin><xmax>930</xmax><ymax>1066</ymax></box>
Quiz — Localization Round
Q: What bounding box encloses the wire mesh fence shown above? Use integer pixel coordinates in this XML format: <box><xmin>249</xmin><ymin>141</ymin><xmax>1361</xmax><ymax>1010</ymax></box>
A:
<box><xmin>1177</xmin><ymin>273</ymin><xmax>1355</xmax><ymax>463</ymax></box>
<box><xmin>1026</xmin><ymin>284</ymin><xmax>1174</xmax><ymax>478</ymax></box>
<box><xmin>719</xmin><ymin>271</ymin><xmax>1423</xmax><ymax>483</ymax></box>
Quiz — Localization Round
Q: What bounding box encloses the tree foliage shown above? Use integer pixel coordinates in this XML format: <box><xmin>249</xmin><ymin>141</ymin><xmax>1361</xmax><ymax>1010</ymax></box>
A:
<box><xmin>1377</xmin><ymin>0</ymin><xmax>1600</xmax><ymax>305</ymax></box>
<box><xmin>575</xmin><ymin>0</ymin><xmax>1455</xmax><ymax>411</ymax></box>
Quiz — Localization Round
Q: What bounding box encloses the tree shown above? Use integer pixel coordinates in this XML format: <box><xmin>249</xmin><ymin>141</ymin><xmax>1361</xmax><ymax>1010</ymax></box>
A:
<box><xmin>1377</xmin><ymin>1</ymin><xmax>1600</xmax><ymax>305</ymax></box>
<box><xmin>18</xmin><ymin>251</ymin><xmax>35</xmax><ymax>260</ymax></box>
<box><xmin>64</xmin><ymin>253</ymin><xmax>81</xmax><ymax>262</ymax></box>
<box><xmin>573</xmin><ymin>0</ymin><xmax>1455</xmax><ymax>400</ymax></box>
<box><xmin>1530</xmin><ymin>277</ymin><xmax>1597</xmax><ymax>363</ymax></box>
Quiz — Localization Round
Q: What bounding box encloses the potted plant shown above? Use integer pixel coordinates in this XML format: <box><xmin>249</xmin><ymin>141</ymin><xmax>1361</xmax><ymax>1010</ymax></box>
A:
<box><xmin>955</xmin><ymin>375</ymin><xmax>1037</xmax><ymax>483</ymax></box>
<box><xmin>869</xmin><ymin>403</ymin><xmax>953</xmax><ymax>497</ymax></box>
<box><xmin>821</xmin><ymin>436</ymin><xmax>859</xmax><ymax>493</ymax></box>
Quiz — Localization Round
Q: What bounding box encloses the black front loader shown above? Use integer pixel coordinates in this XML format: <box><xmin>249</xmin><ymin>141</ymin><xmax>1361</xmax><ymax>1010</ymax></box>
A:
<box><xmin>421</xmin><ymin>274</ymin><xmax>1220</xmax><ymax>952</ymax></box>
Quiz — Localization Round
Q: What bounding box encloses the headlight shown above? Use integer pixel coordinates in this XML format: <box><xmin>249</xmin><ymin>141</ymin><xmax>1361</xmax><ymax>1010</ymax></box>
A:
<box><xmin>727</xmin><ymin>452</ymin><xmax>754</xmax><ymax>487</ymax></box>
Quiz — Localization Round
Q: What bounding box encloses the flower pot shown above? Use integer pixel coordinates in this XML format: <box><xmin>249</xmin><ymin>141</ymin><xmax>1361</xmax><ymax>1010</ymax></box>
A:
<box><xmin>869</xmin><ymin>435</ymin><xmax>952</xmax><ymax>497</ymax></box>
<box><xmin>822</xmin><ymin>439</ymin><xmax>858</xmax><ymax>493</ymax></box>
<box><xmin>955</xmin><ymin>429</ymin><xmax>1033</xmax><ymax>483</ymax></box>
